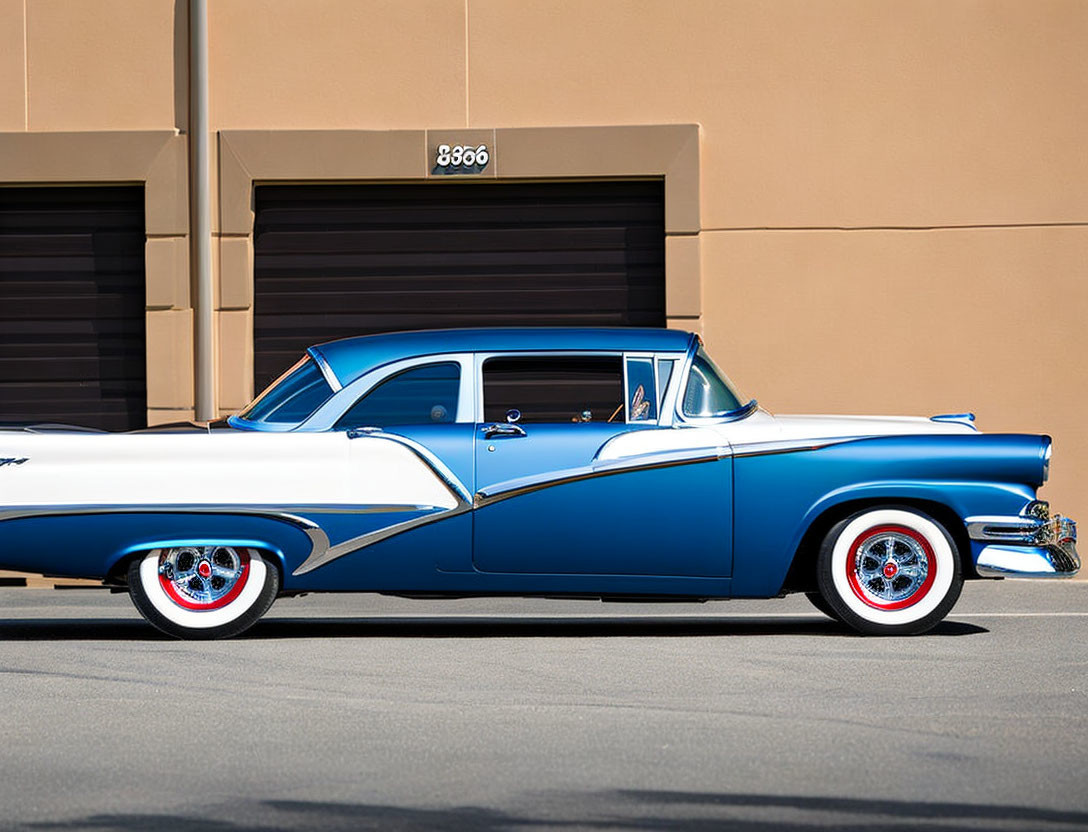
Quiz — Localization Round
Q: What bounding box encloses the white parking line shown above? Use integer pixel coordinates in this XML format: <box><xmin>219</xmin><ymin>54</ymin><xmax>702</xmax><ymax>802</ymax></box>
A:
<box><xmin>950</xmin><ymin>612</ymin><xmax>1088</xmax><ymax>618</ymax></box>
<box><xmin>286</xmin><ymin>611</ymin><xmax>1088</xmax><ymax>620</ymax></box>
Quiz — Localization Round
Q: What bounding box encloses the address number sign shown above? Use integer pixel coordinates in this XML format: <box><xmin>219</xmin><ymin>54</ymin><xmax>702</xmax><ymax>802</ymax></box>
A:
<box><xmin>433</xmin><ymin>144</ymin><xmax>490</xmax><ymax>175</ymax></box>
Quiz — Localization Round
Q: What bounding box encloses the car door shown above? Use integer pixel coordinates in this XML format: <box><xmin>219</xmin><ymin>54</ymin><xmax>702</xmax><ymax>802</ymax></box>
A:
<box><xmin>472</xmin><ymin>352</ymin><xmax>733</xmax><ymax>577</ymax></box>
<box><xmin>334</xmin><ymin>358</ymin><xmax>476</xmax><ymax>573</ymax></box>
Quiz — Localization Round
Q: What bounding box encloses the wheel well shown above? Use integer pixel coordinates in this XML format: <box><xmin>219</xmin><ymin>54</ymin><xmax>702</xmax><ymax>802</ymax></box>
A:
<box><xmin>780</xmin><ymin>498</ymin><xmax>974</xmax><ymax>594</ymax></box>
<box><xmin>104</xmin><ymin>545</ymin><xmax>285</xmax><ymax>589</ymax></box>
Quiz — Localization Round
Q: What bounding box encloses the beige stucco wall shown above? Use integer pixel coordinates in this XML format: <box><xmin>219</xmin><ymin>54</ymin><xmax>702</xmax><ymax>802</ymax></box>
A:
<box><xmin>468</xmin><ymin>0</ymin><xmax>1088</xmax><ymax>230</ymax></box>
<box><xmin>209</xmin><ymin>0</ymin><xmax>466</xmax><ymax>129</ymax></box>
<box><xmin>0</xmin><ymin>0</ymin><xmax>1084</xmax><ymax>522</ymax></box>
<box><xmin>0</xmin><ymin>0</ymin><xmax>181</xmax><ymax>132</ymax></box>
<box><xmin>702</xmin><ymin>226</ymin><xmax>1088</xmax><ymax>517</ymax></box>
<box><xmin>26</xmin><ymin>0</ymin><xmax>180</xmax><ymax>131</ymax></box>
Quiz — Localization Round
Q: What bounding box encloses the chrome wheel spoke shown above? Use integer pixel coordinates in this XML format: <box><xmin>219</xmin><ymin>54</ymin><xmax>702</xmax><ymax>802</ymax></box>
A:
<box><xmin>159</xmin><ymin>546</ymin><xmax>248</xmax><ymax>608</ymax></box>
<box><xmin>858</xmin><ymin>565</ymin><xmax>881</xmax><ymax>582</ymax></box>
<box><xmin>852</xmin><ymin>529</ymin><xmax>931</xmax><ymax>605</ymax></box>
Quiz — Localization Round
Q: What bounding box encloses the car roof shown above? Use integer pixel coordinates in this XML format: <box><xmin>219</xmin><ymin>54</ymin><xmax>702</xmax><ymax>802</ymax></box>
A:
<box><xmin>311</xmin><ymin>327</ymin><xmax>696</xmax><ymax>387</ymax></box>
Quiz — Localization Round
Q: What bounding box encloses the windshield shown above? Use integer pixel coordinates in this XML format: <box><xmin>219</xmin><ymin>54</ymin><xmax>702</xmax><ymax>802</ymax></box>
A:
<box><xmin>682</xmin><ymin>347</ymin><xmax>746</xmax><ymax>418</ymax></box>
<box><xmin>237</xmin><ymin>356</ymin><xmax>333</xmax><ymax>425</ymax></box>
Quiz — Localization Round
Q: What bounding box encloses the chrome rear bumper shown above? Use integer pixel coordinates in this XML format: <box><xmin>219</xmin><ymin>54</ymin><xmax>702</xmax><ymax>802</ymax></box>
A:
<box><xmin>969</xmin><ymin>510</ymin><xmax>1079</xmax><ymax>578</ymax></box>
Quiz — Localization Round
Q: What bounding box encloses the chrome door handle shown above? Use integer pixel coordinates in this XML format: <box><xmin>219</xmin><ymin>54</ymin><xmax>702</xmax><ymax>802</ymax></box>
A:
<box><xmin>482</xmin><ymin>423</ymin><xmax>526</xmax><ymax>438</ymax></box>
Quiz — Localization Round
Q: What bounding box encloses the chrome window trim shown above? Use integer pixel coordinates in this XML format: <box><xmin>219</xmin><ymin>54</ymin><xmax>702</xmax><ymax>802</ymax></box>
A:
<box><xmin>473</xmin><ymin>350</ymin><xmax>624</xmax><ymax>426</ymax></box>
<box><xmin>234</xmin><ymin>355</ymin><xmax>335</xmax><ymax>429</ymax></box>
<box><xmin>672</xmin><ymin>335</ymin><xmax>699</xmax><ymax>423</ymax></box>
<box><xmin>307</xmin><ymin>347</ymin><xmax>343</xmax><ymax>393</ymax></box>
<box><xmin>301</xmin><ymin>353</ymin><xmax>475</xmax><ymax>431</ymax></box>
<box><xmin>673</xmin><ymin>339</ymin><xmax>757</xmax><ymax>427</ymax></box>
<box><xmin>655</xmin><ymin>356</ymin><xmax>683</xmax><ymax>428</ymax></box>
<box><xmin>623</xmin><ymin>353</ymin><xmax>658</xmax><ymax>425</ymax></box>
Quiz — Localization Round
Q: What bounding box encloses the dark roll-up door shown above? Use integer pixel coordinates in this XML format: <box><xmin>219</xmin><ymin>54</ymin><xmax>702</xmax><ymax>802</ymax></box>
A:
<box><xmin>0</xmin><ymin>186</ymin><xmax>146</xmax><ymax>431</ymax></box>
<box><xmin>253</xmin><ymin>181</ymin><xmax>665</xmax><ymax>392</ymax></box>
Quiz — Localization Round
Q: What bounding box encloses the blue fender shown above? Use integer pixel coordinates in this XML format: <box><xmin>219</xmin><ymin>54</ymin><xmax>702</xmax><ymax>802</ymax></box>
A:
<box><xmin>0</xmin><ymin>512</ymin><xmax>313</xmax><ymax>580</ymax></box>
<box><xmin>731</xmin><ymin>433</ymin><xmax>1046</xmax><ymax>596</ymax></box>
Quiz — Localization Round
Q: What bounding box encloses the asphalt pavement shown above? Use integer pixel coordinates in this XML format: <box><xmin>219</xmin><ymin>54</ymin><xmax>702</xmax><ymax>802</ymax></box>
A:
<box><xmin>0</xmin><ymin>580</ymin><xmax>1086</xmax><ymax>831</ymax></box>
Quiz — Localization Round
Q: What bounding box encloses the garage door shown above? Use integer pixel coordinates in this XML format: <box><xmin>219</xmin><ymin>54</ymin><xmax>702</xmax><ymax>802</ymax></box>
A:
<box><xmin>0</xmin><ymin>186</ymin><xmax>146</xmax><ymax>431</ymax></box>
<box><xmin>253</xmin><ymin>181</ymin><xmax>665</xmax><ymax>392</ymax></box>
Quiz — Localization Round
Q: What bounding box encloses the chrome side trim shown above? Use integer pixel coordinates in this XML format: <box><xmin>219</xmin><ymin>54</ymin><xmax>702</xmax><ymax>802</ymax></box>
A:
<box><xmin>966</xmin><ymin>515</ymin><xmax>1045</xmax><ymax>544</ymax></box>
<box><xmin>0</xmin><ymin>504</ymin><xmax>333</xmax><ymax>573</ymax></box>
<box><xmin>346</xmin><ymin>430</ymin><xmax>472</xmax><ymax>505</ymax></box>
<box><xmin>731</xmin><ymin>437</ymin><xmax>854</xmax><ymax>458</ymax></box>
<box><xmin>292</xmin><ymin>504</ymin><xmax>473</xmax><ymax>576</ymax></box>
<box><xmin>299</xmin><ymin>446</ymin><xmax>733</xmax><ymax>575</ymax></box>
<box><xmin>473</xmin><ymin>437</ymin><xmax>849</xmax><ymax>512</ymax></box>
<box><xmin>290</xmin><ymin>430</ymin><xmax>476</xmax><ymax>575</ymax></box>
<box><xmin>307</xmin><ymin>347</ymin><xmax>343</xmax><ymax>393</ymax></box>
<box><xmin>0</xmin><ymin>503</ymin><xmax>435</xmax><ymax>523</ymax></box>
<box><xmin>930</xmin><ymin>413</ymin><xmax>977</xmax><ymax>429</ymax></box>
<box><xmin>474</xmin><ymin>446</ymin><xmax>728</xmax><ymax>510</ymax></box>
<box><xmin>966</xmin><ymin>501</ymin><xmax>1068</xmax><ymax>544</ymax></box>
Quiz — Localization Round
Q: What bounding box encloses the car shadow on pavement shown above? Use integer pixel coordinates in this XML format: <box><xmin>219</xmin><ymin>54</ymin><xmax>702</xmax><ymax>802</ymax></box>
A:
<box><xmin>247</xmin><ymin>615</ymin><xmax>989</xmax><ymax>639</ymax></box>
<box><xmin>0</xmin><ymin>616</ymin><xmax>988</xmax><ymax>640</ymax></box>
<box><xmin>19</xmin><ymin>789</ymin><xmax>1088</xmax><ymax>831</ymax></box>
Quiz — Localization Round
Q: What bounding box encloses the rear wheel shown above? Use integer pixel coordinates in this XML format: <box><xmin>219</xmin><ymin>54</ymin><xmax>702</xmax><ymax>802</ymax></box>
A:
<box><xmin>127</xmin><ymin>546</ymin><xmax>279</xmax><ymax>639</ymax></box>
<box><xmin>816</xmin><ymin>507</ymin><xmax>962</xmax><ymax>635</ymax></box>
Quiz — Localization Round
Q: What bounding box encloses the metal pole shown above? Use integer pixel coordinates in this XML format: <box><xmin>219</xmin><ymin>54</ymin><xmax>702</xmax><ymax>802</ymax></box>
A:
<box><xmin>189</xmin><ymin>0</ymin><xmax>215</xmax><ymax>421</ymax></box>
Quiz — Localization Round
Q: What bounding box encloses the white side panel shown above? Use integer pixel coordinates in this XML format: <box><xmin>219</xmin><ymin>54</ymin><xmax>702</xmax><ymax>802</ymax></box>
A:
<box><xmin>595</xmin><ymin>408</ymin><xmax>978</xmax><ymax>462</ymax></box>
<box><xmin>714</xmin><ymin>410</ymin><xmax>975</xmax><ymax>447</ymax></box>
<box><xmin>595</xmin><ymin>427</ymin><xmax>727</xmax><ymax>461</ymax></box>
<box><xmin>766</xmin><ymin>413</ymin><xmax>977</xmax><ymax>440</ymax></box>
<box><xmin>0</xmin><ymin>432</ymin><xmax>458</xmax><ymax>510</ymax></box>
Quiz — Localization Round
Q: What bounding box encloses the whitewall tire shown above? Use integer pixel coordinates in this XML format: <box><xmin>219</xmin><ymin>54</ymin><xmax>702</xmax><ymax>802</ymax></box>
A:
<box><xmin>816</xmin><ymin>507</ymin><xmax>963</xmax><ymax>635</ymax></box>
<box><xmin>127</xmin><ymin>546</ymin><xmax>279</xmax><ymax>639</ymax></box>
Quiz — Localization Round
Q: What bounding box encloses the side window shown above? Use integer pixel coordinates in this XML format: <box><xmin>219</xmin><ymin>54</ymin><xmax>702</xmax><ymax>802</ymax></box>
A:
<box><xmin>335</xmin><ymin>362</ymin><xmax>461</xmax><ymax>429</ymax></box>
<box><xmin>625</xmin><ymin>358</ymin><xmax>657</xmax><ymax>422</ymax></box>
<box><xmin>238</xmin><ymin>356</ymin><xmax>333</xmax><ymax>425</ymax></box>
<box><xmin>656</xmin><ymin>359</ymin><xmax>675</xmax><ymax>405</ymax></box>
<box><xmin>682</xmin><ymin>348</ymin><xmax>744</xmax><ymax>417</ymax></box>
<box><xmin>482</xmin><ymin>356</ymin><xmax>624</xmax><ymax>424</ymax></box>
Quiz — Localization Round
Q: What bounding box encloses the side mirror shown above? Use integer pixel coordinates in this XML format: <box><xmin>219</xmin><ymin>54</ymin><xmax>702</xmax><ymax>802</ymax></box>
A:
<box><xmin>505</xmin><ymin>408</ymin><xmax>521</xmax><ymax>424</ymax></box>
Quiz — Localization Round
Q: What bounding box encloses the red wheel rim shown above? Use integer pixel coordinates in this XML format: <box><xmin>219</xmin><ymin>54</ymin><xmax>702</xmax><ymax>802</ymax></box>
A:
<box><xmin>159</xmin><ymin>548</ymin><xmax>251</xmax><ymax>611</ymax></box>
<box><xmin>845</xmin><ymin>524</ymin><xmax>937</xmax><ymax>611</ymax></box>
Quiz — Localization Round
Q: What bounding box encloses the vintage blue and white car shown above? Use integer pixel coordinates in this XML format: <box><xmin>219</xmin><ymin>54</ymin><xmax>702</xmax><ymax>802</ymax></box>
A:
<box><xmin>0</xmin><ymin>328</ymin><xmax>1079</xmax><ymax>638</ymax></box>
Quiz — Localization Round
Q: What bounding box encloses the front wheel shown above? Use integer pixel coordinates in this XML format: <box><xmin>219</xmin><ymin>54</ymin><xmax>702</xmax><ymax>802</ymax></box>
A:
<box><xmin>127</xmin><ymin>546</ymin><xmax>279</xmax><ymax>639</ymax></box>
<box><xmin>804</xmin><ymin>591</ymin><xmax>842</xmax><ymax>622</ymax></box>
<box><xmin>816</xmin><ymin>507</ymin><xmax>963</xmax><ymax>635</ymax></box>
